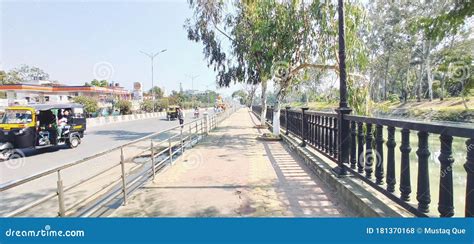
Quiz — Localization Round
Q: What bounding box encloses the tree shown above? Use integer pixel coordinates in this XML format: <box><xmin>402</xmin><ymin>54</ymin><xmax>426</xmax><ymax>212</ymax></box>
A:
<box><xmin>115</xmin><ymin>100</ymin><xmax>132</xmax><ymax>115</ymax></box>
<box><xmin>1</xmin><ymin>65</ymin><xmax>50</xmax><ymax>84</ymax></box>
<box><xmin>72</xmin><ymin>96</ymin><xmax>99</xmax><ymax>115</ymax></box>
<box><xmin>232</xmin><ymin>89</ymin><xmax>248</xmax><ymax>105</ymax></box>
<box><xmin>88</xmin><ymin>79</ymin><xmax>109</xmax><ymax>87</ymax></box>
<box><xmin>147</xmin><ymin>86</ymin><xmax>164</xmax><ymax>99</ymax></box>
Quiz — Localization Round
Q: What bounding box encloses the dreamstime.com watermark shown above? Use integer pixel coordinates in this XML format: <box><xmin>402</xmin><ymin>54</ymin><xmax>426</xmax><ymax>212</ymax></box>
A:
<box><xmin>4</xmin><ymin>225</ymin><xmax>85</xmax><ymax>238</ymax></box>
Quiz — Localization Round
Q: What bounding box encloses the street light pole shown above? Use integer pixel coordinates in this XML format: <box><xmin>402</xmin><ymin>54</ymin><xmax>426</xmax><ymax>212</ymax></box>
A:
<box><xmin>334</xmin><ymin>0</ymin><xmax>351</xmax><ymax>177</ymax></box>
<box><xmin>186</xmin><ymin>74</ymin><xmax>199</xmax><ymax>108</ymax></box>
<box><xmin>141</xmin><ymin>49</ymin><xmax>167</xmax><ymax>112</ymax></box>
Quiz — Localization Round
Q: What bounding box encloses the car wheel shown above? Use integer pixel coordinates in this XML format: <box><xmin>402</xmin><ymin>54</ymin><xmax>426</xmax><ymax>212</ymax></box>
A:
<box><xmin>67</xmin><ymin>135</ymin><xmax>81</xmax><ymax>148</ymax></box>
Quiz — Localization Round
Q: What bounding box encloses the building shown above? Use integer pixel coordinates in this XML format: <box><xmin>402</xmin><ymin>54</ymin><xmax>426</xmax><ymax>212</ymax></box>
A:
<box><xmin>0</xmin><ymin>83</ymin><xmax>131</xmax><ymax>106</ymax></box>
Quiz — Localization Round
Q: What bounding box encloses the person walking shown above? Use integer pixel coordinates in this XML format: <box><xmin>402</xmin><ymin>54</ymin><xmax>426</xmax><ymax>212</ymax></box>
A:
<box><xmin>177</xmin><ymin>107</ymin><xmax>185</xmax><ymax>128</ymax></box>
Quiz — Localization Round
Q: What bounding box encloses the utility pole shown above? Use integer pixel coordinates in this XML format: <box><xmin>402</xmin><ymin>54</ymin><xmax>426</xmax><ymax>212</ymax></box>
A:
<box><xmin>186</xmin><ymin>74</ymin><xmax>199</xmax><ymax>108</ymax></box>
<box><xmin>140</xmin><ymin>49</ymin><xmax>167</xmax><ymax>111</ymax></box>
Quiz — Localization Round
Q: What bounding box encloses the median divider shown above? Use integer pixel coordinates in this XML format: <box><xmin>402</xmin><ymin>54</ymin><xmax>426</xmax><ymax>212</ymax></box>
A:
<box><xmin>86</xmin><ymin>109</ymin><xmax>204</xmax><ymax>128</ymax></box>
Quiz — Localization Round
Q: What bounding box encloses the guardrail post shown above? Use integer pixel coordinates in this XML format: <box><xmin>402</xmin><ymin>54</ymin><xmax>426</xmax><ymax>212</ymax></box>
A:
<box><xmin>204</xmin><ymin>113</ymin><xmax>209</xmax><ymax>134</ymax></box>
<box><xmin>285</xmin><ymin>106</ymin><xmax>290</xmax><ymax>135</ymax></box>
<box><xmin>300</xmin><ymin>107</ymin><xmax>308</xmax><ymax>147</ymax></box>
<box><xmin>180</xmin><ymin>128</ymin><xmax>184</xmax><ymax>154</ymax></box>
<box><xmin>168</xmin><ymin>137</ymin><xmax>173</xmax><ymax>165</ymax></box>
<box><xmin>151</xmin><ymin>139</ymin><xmax>156</xmax><ymax>181</ymax></box>
<box><xmin>56</xmin><ymin>170</ymin><xmax>66</xmax><ymax>217</ymax></box>
<box><xmin>120</xmin><ymin>147</ymin><xmax>127</xmax><ymax>206</ymax></box>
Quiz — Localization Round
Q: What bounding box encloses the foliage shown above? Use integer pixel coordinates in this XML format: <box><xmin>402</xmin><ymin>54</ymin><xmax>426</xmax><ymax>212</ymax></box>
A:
<box><xmin>85</xmin><ymin>79</ymin><xmax>109</xmax><ymax>87</ymax></box>
<box><xmin>72</xmin><ymin>96</ymin><xmax>99</xmax><ymax>114</ymax></box>
<box><xmin>1</xmin><ymin>65</ymin><xmax>50</xmax><ymax>84</ymax></box>
<box><xmin>115</xmin><ymin>100</ymin><xmax>132</xmax><ymax>115</ymax></box>
<box><xmin>146</xmin><ymin>86</ymin><xmax>164</xmax><ymax>99</ymax></box>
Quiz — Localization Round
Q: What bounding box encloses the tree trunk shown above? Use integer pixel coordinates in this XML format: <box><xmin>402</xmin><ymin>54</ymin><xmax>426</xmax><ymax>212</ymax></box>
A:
<box><xmin>260</xmin><ymin>80</ymin><xmax>268</xmax><ymax>126</ymax></box>
<box><xmin>272</xmin><ymin>100</ymin><xmax>281</xmax><ymax>136</ymax></box>
<box><xmin>426</xmin><ymin>41</ymin><xmax>433</xmax><ymax>101</ymax></box>
<box><xmin>417</xmin><ymin>64</ymin><xmax>424</xmax><ymax>102</ymax></box>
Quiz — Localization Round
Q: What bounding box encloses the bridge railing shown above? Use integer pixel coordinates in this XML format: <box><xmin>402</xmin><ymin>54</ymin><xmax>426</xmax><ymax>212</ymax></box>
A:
<box><xmin>0</xmin><ymin>107</ymin><xmax>237</xmax><ymax>217</ymax></box>
<box><xmin>252</xmin><ymin>105</ymin><xmax>473</xmax><ymax>217</ymax></box>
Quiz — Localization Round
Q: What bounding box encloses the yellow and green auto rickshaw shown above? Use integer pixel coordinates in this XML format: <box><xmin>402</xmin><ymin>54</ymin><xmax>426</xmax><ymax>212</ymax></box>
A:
<box><xmin>166</xmin><ymin>105</ymin><xmax>179</xmax><ymax>121</ymax></box>
<box><xmin>0</xmin><ymin>103</ymin><xmax>86</xmax><ymax>159</ymax></box>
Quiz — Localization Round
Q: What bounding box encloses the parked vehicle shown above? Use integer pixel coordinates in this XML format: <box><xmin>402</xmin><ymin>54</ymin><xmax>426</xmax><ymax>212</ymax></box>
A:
<box><xmin>0</xmin><ymin>103</ymin><xmax>86</xmax><ymax>160</ymax></box>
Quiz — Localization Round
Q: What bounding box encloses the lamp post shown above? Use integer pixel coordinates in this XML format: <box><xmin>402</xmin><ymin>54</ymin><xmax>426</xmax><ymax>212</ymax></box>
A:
<box><xmin>140</xmin><ymin>49</ymin><xmax>167</xmax><ymax>112</ymax></box>
<box><xmin>186</xmin><ymin>74</ymin><xmax>199</xmax><ymax>108</ymax></box>
<box><xmin>334</xmin><ymin>0</ymin><xmax>351</xmax><ymax>177</ymax></box>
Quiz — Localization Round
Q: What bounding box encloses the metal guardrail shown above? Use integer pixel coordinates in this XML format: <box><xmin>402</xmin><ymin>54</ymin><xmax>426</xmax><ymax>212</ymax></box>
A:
<box><xmin>0</xmin><ymin>106</ymin><xmax>237</xmax><ymax>217</ymax></box>
<box><xmin>252</xmin><ymin>105</ymin><xmax>474</xmax><ymax>217</ymax></box>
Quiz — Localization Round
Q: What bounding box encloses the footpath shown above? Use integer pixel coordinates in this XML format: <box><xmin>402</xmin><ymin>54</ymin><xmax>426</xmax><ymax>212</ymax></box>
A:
<box><xmin>110</xmin><ymin>109</ymin><xmax>352</xmax><ymax>217</ymax></box>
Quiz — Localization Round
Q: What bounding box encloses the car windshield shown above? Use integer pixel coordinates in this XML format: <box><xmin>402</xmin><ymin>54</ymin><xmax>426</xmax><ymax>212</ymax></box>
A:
<box><xmin>1</xmin><ymin>110</ymin><xmax>33</xmax><ymax>124</ymax></box>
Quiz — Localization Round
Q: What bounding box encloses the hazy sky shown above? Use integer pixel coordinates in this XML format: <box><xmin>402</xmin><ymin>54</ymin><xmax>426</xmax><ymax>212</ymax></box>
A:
<box><xmin>0</xmin><ymin>0</ymin><xmax>239</xmax><ymax>96</ymax></box>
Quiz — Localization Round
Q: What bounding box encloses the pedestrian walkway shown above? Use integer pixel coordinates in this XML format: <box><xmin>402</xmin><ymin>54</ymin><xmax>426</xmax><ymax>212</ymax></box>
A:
<box><xmin>110</xmin><ymin>109</ymin><xmax>353</xmax><ymax>217</ymax></box>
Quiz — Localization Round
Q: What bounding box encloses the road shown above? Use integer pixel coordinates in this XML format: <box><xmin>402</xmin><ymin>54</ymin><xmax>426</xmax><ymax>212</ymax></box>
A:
<box><xmin>0</xmin><ymin>109</ymin><xmax>216</xmax><ymax>216</ymax></box>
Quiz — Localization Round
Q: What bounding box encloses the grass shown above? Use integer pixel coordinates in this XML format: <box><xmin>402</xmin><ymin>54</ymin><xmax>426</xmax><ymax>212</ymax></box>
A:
<box><xmin>286</xmin><ymin>96</ymin><xmax>474</xmax><ymax>122</ymax></box>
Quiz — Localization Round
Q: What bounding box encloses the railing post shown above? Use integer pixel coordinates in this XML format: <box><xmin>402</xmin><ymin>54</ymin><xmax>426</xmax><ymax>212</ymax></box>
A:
<box><xmin>386</xmin><ymin>127</ymin><xmax>397</xmax><ymax>193</ymax></box>
<box><xmin>464</xmin><ymin>138</ymin><xmax>474</xmax><ymax>217</ymax></box>
<box><xmin>416</xmin><ymin>131</ymin><xmax>431</xmax><ymax>213</ymax></box>
<box><xmin>375</xmin><ymin>125</ymin><xmax>384</xmax><ymax>185</ymax></box>
<box><xmin>400</xmin><ymin>129</ymin><xmax>412</xmax><ymax>202</ymax></box>
<box><xmin>285</xmin><ymin>106</ymin><xmax>290</xmax><ymax>135</ymax></box>
<box><xmin>120</xmin><ymin>147</ymin><xmax>127</xmax><ymax>206</ymax></box>
<box><xmin>56</xmin><ymin>170</ymin><xmax>66</xmax><ymax>217</ymax></box>
<box><xmin>204</xmin><ymin>113</ymin><xmax>209</xmax><ymax>134</ymax></box>
<box><xmin>365</xmin><ymin>123</ymin><xmax>374</xmax><ymax>179</ymax></box>
<box><xmin>168</xmin><ymin>137</ymin><xmax>173</xmax><ymax>165</ymax></box>
<box><xmin>151</xmin><ymin>139</ymin><xmax>156</xmax><ymax>181</ymax></box>
<box><xmin>300</xmin><ymin>107</ymin><xmax>308</xmax><ymax>147</ymax></box>
<box><xmin>181</xmin><ymin>128</ymin><xmax>184</xmax><ymax>154</ymax></box>
<box><xmin>438</xmin><ymin>134</ymin><xmax>454</xmax><ymax>217</ymax></box>
<box><xmin>350</xmin><ymin>121</ymin><xmax>357</xmax><ymax>169</ymax></box>
<box><xmin>357</xmin><ymin>122</ymin><xmax>365</xmax><ymax>173</ymax></box>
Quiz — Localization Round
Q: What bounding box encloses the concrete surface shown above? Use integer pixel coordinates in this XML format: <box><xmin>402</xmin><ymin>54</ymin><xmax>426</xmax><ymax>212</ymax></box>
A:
<box><xmin>110</xmin><ymin>109</ymin><xmax>353</xmax><ymax>217</ymax></box>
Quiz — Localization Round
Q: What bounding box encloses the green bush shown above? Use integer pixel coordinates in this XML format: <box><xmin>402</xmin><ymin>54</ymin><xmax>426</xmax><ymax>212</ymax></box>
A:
<box><xmin>140</xmin><ymin>100</ymin><xmax>154</xmax><ymax>112</ymax></box>
<box><xmin>115</xmin><ymin>100</ymin><xmax>132</xmax><ymax>115</ymax></box>
<box><xmin>387</xmin><ymin>93</ymin><xmax>400</xmax><ymax>103</ymax></box>
<box><xmin>72</xmin><ymin>96</ymin><xmax>99</xmax><ymax>115</ymax></box>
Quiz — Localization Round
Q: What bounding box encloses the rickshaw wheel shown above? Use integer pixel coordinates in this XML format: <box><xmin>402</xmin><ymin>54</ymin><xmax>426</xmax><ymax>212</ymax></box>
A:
<box><xmin>8</xmin><ymin>149</ymin><xmax>24</xmax><ymax>160</ymax></box>
<box><xmin>67</xmin><ymin>135</ymin><xmax>81</xmax><ymax>148</ymax></box>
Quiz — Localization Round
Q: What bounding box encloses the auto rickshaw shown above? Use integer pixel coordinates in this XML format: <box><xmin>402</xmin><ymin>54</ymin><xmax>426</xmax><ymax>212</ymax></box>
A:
<box><xmin>0</xmin><ymin>103</ymin><xmax>86</xmax><ymax>159</ymax></box>
<box><xmin>166</xmin><ymin>106</ymin><xmax>179</xmax><ymax>121</ymax></box>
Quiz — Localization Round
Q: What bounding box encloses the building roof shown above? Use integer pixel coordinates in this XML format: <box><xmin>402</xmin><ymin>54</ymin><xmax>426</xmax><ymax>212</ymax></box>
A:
<box><xmin>0</xmin><ymin>84</ymin><xmax>130</xmax><ymax>95</ymax></box>
<box><xmin>8</xmin><ymin>103</ymin><xmax>83</xmax><ymax>111</ymax></box>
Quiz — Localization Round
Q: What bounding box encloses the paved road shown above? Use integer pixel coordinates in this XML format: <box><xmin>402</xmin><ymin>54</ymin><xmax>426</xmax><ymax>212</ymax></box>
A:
<box><xmin>0</xmin><ymin>110</ymin><xmax>211</xmax><ymax>185</ymax></box>
<box><xmin>0</xmin><ymin>109</ymin><xmax>216</xmax><ymax>216</ymax></box>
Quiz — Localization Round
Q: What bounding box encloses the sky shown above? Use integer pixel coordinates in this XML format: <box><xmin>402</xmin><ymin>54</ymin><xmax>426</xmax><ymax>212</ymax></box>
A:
<box><xmin>0</xmin><ymin>0</ymin><xmax>239</xmax><ymax>96</ymax></box>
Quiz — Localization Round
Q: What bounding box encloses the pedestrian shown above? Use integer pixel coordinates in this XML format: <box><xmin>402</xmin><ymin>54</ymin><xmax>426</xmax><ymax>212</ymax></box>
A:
<box><xmin>177</xmin><ymin>107</ymin><xmax>185</xmax><ymax>128</ymax></box>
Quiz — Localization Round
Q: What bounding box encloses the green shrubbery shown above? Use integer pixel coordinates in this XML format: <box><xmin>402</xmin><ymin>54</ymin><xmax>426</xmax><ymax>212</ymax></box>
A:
<box><xmin>72</xmin><ymin>96</ymin><xmax>99</xmax><ymax>115</ymax></box>
<box><xmin>115</xmin><ymin>100</ymin><xmax>132</xmax><ymax>115</ymax></box>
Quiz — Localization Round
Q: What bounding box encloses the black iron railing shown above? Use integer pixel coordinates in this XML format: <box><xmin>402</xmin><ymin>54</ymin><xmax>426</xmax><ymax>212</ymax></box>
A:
<box><xmin>252</xmin><ymin>105</ymin><xmax>474</xmax><ymax>218</ymax></box>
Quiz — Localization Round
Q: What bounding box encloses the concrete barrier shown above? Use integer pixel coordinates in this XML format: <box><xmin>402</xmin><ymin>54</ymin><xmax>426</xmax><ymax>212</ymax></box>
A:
<box><xmin>86</xmin><ymin>108</ymin><xmax>206</xmax><ymax>128</ymax></box>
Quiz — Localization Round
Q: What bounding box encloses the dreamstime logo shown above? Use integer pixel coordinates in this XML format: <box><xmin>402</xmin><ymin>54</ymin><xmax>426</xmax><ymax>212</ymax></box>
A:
<box><xmin>4</xmin><ymin>150</ymin><xmax>26</xmax><ymax>170</ymax></box>
<box><xmin>271</xmin><ymin>61</ymin><xmax>290</xmax><ymax>79</ymax></box>
<box><xmin>448</xmin><ymin>61</ymin><xmax>470</xmax><ymax>82</ymax></box>
<box><xmin>359</xmin><ymin>149</ymin><xmax>382</xmax><ymax>168</ymax></box>
<box><xmin>93</xmin><ymin>61</ymin><xmax>115</xmax><ymax>80</ymax></box>
<box><xmin>181</xmin><ymin>151</ymin><xmax>203</xmax><ymax>170</ymax></box>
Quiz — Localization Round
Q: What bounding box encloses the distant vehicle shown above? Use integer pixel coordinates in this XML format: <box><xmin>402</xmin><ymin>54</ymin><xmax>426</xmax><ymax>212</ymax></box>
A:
<box><xmin>166</xmin><ymin>106</ymin><xmax>179</xmax><ymax>121</ymax></box>
<box><xmin>193</xmin><ymin>108</ymin><xmax>200</xmax><ymax>118</ymax></box>
<box><xmin>0</xmin><ymin>103</ymin><xmax>86</xmax><ymax>160</ymax></box>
